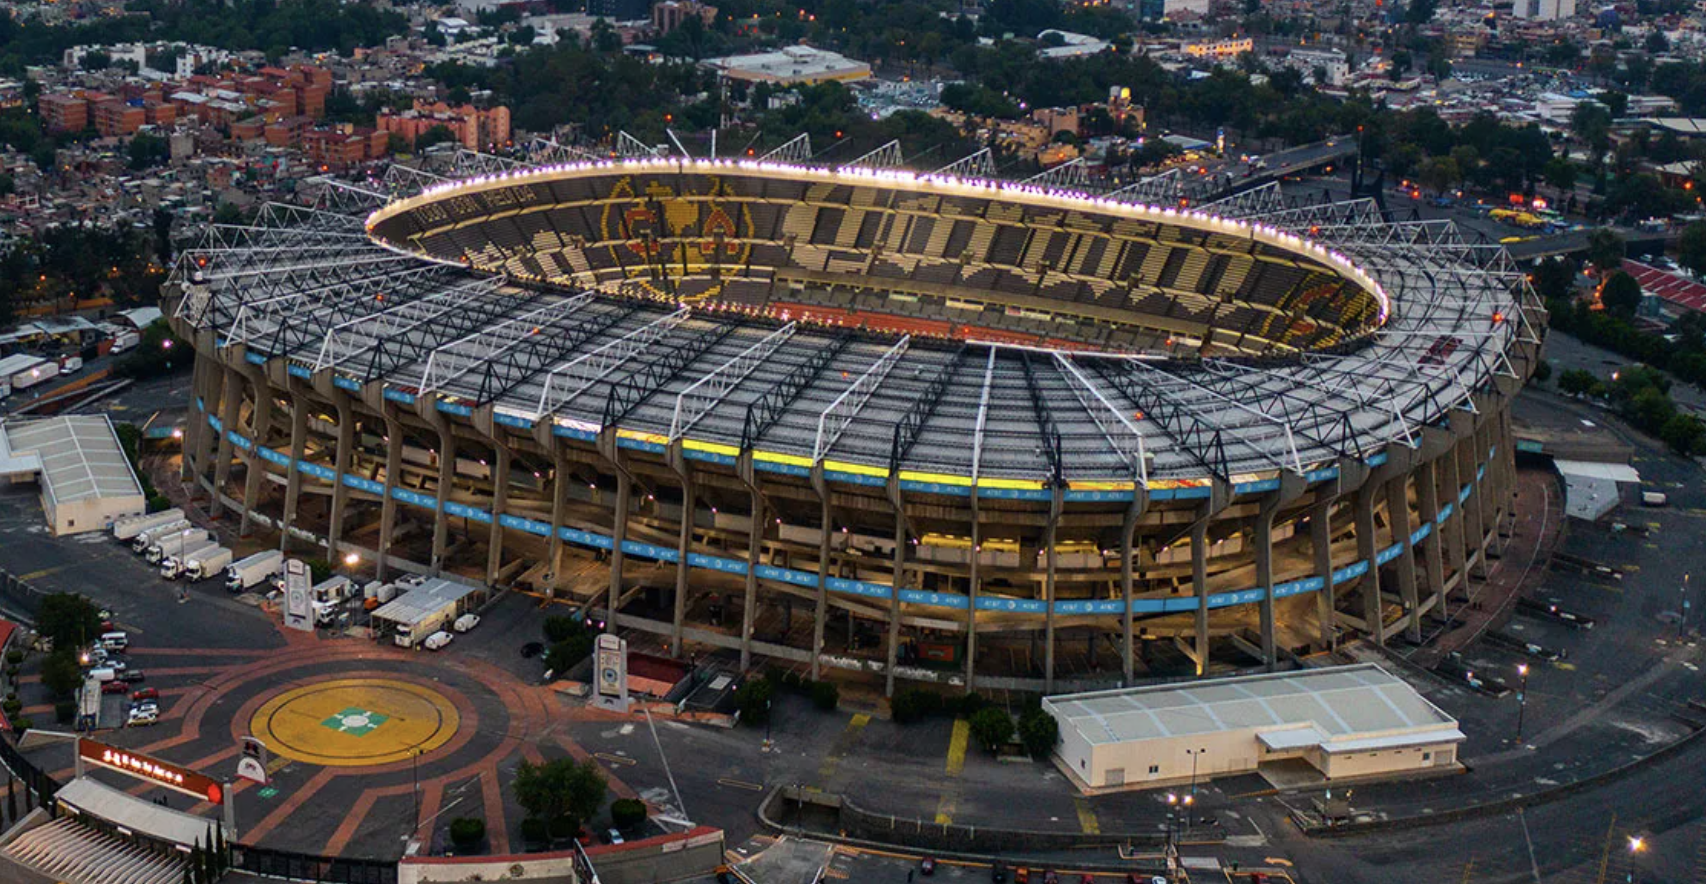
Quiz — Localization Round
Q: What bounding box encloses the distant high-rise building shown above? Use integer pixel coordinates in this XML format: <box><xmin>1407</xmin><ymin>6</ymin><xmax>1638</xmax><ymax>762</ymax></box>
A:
<box><xmin>1512</xmin><ymin>0</ymin><xmax>1575</xmax><ymax>21</ymax></box>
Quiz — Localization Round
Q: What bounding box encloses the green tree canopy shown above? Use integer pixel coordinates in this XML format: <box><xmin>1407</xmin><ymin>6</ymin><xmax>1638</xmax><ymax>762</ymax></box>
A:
<box><xmin>968</xmin><ymin>706</ymin><xmax>1014</xmax><ymax>754</ymax></box>
<box><xmin>512</xmin><ymin>758</ymin><xmax>606</xmax><ymax>833</ymax></box>
<box><xmin>1600</xmin><ymin>270</ymin><xmax>1642</xmax><ymax>317</ymax></box>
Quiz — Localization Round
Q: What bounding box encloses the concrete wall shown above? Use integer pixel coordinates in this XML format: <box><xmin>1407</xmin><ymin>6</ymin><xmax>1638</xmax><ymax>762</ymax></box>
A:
<box><xmin>49</xmin><ymin>494</ymin><xmax>144</xmax><ymax>537</ymax></box>
<box><xmin>1084</xmin><ymin>728</ymin><xmax>1254</xmax><ymax>789</ymax></box>
<box><xmin>582</xmin><ymin>826</ymin><xmax>726</xmax><ymax>884</ymax></box>
<box><xmin>1319</xmin><ymin>743</ymin><xmax>1455</xmax><ymax>779</ymax></box>
<box><xmin>399</xmin><ymin>853</ymin><xmax>578</xmax><ymax>884</ymax></box>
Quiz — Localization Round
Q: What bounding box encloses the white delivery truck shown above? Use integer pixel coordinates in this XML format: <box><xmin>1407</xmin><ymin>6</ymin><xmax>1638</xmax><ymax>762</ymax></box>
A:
<box><xmin>145</xmin><ymin>528</ymin><xmax>210</xmax><ymax>564</ymax></box>
<box><xmin>160</xmin><ymin>539</ymin><xmax>220</xmax><ymax>579</ymax></box>
<box><xmin>225</xmin><ymin>550</ymin><xmax>284</xmax><ymax>593</ymax></box>
<box><xmin>311</xmin><ymin>576</ymin><xmax>356</xmax><ymax>626</ymax></box>
<box><xmin>362</xmin><ymin>580</ymin><xmax>398</xmax><ymax>610</ymax></box>
<box><xmin>183</xmin><ymin>546</ymin><xmax>235</xmax><ymax>582</ymax></box>
<box><xmin>131</xmin><ymin>519</ymin><xmax>191</xmax><ymax>553</ymax></box>
<box><xmin>0</xmin><ymin>354</ymin><xmax>53</xmax><ymax>392</ymax></box>
<box><xmin>110</xmin><ymin>329</ymin><xmax>141</xmax><ymax>353</ymax></box>
<box><xmin>59</xmin><ymin>355</ymin><xmax>83</xmax><ymax>374</ymax></box>
<box><xmin>112</xmin><ymin>509</ymin><xmax>185</xmax><ymax>542</ymax></box>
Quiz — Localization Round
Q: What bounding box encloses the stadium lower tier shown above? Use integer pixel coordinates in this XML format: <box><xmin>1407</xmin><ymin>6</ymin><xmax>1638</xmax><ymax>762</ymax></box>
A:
<box><xmin>181</xmin><ymin>345</ymin><xmax>1517</xmax><ymax>694</ymax></box>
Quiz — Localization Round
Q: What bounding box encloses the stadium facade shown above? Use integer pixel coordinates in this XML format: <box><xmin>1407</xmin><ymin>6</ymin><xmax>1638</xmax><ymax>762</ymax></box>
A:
<box><xmin>168</xmin><ymin>156</ymin><xmax>1543</xmax><ymax>693</ymax></box>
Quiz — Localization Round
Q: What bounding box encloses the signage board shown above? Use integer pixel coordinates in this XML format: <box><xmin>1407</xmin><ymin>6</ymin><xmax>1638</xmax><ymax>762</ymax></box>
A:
<box><xmin>283</xmin><ymin>558</ymin><xmax>313</xmax><ymax>632</ymax></box>
<box><xmin>594</xmin><ymin>633</ymin><xmax>629</xmax><ymax>711</ymax></box>
<box><xmin>236</xmin><ymin>736</ymin><xmax>270</xmax><ymax>785</ymax></box>
<box><xmin>77</xmin><ymin>738</ymin><xmax>224</xmax><ymax>805</ymax></box>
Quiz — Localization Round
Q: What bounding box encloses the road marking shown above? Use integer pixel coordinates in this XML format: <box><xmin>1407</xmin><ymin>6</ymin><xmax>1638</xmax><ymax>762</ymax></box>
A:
<box><xmin>1074</xmin><ymin>797</ymin><xmax>1100</xmax><ymax>835</ymax></box>
<box><xmin>595</xmin><ymin>752</ymin><xmax>637</xmax><ymax>767</ymax></box>
<box><xmin>945</xmin><ymin>719</ymin><xmax>970</xmax><ymax>777</ymax></box>
<box><xmin>818</xmin><ymin>713</ymin><xmax>870</xmax><ymax>784</ymax></box>
<box><xmin>716</xmin><ymin>778</ymin><xmax>763</xmax><ymax>791</ymax></box>
<box><xmin>16</xmin><ymin>567</ymin><xmax>62</xmax><ymax>581</ymax></box>
<box><xmin>933</xmin><ymin>793</ymin><xmax>955</xmax><ymax>826</ymax></box>
<box><xmin>1554</xmin><ymin>662</ymin><xmax>1577</xmax><ymax>671</ymax></box>
<box><xmin>265</xmin><ymin>755</ymin><xmax>290</xmax><ymax>774</ymax></box>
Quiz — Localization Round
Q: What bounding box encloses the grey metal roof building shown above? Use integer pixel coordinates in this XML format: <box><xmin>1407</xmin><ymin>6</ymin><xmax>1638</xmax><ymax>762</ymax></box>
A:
<box><xmin>1</xmin><ymin>416</ymin><xmax>145</xmax><ymax>535</ymax></box>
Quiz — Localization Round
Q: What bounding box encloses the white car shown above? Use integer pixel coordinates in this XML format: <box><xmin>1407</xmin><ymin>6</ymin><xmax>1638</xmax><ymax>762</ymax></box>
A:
<box><xmin>453</xmin><ymin>613</ymin><xmax>480</xmax><ymax>633</ymax></box>
<box><xmin>422</xmin><ymin>630</ymin><xmax>454</xmax><ymax>651</ymax></box>
<box><xmin>126</xmin><ymin>708</ymin><xmax>158</xmax><ymax>727</ymax></box>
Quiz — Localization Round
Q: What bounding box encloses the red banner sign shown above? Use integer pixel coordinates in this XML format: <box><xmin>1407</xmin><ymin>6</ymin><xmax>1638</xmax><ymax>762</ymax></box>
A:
<box><xmin>77</xmin><ymin>738</ymin><xmax>224</xmax><ymax>805</ymax></box>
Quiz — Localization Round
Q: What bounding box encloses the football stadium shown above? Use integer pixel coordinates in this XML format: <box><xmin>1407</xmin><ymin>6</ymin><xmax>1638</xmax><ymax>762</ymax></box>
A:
<box><xmin>167</xmin><ymin>152</ymin><xmax>1543</xmax><ymax>693</ymax></box>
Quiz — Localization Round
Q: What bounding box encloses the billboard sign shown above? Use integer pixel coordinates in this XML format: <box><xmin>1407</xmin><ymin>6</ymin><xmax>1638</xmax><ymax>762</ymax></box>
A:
<box><xmin>237</xmin><ymin>736</ymin><xmax>270</xmax><ymax>785</ymax></box>
<box><xmin>283</xmin><ymin>558</ymin><xmax>313</xmax><ymax>632</ymax></box>
<box><xmin>78</xmin><ymin>738</ymin><xmax>224</xmax><ymax>805</ymax></box>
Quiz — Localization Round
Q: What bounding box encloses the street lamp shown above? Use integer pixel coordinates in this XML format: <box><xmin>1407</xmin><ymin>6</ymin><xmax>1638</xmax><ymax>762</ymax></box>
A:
<box><xmin>1681</xmin><ymin>573</ymin><xmax>1691</xmax><ymax>638</ymax></box>
<box><xmin>343</xmin><ymin>551</ymin><xmax>361</xmax><ymax>568</ymax></box>
<box><xmin>1515</xmin><ymin>663</ymin><xmax>1530</xmax><ymax>743</ymax></box>
<box><xmin>1627</xmin><ymin>834</ymin><xmax>1645</xmax><ymax>883</ymax></box>
<box><xmin>1186</xmin><ymin>747</ymin><xmax>1205</xmax><ymax>802</ymax></box>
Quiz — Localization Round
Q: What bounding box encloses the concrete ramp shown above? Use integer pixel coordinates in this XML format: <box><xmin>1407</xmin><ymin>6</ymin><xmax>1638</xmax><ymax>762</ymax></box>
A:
<box><xmin>732</xmin><ymin>835</ymin><xmax>834</xmax><ymax>884</ymax></box>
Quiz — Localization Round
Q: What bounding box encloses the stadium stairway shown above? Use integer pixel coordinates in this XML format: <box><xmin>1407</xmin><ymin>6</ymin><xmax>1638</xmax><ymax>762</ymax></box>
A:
<box><xmin>2</xmin><ymin>816</ymin><xmax>186</xmax><ymax>884</ymax></box>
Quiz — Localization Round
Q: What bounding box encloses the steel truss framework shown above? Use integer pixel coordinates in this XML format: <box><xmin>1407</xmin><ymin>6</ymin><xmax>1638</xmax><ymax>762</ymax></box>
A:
<box><xmin>169</xmin><ymin>156</ymin><xmax>1538</xmax><ymax>486</ymax></box>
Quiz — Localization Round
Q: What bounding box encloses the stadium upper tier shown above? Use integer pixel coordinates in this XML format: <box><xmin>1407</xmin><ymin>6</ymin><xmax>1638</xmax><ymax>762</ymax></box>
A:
<box><xmin>178</xmin><ymin>159</ymin><xmax>1532</xmax><ymax>488</ymax></box>
<box><xmin>366</xmin><ymin>162</ymin><xmax>1390</xmax><ymax>359</ymax></box>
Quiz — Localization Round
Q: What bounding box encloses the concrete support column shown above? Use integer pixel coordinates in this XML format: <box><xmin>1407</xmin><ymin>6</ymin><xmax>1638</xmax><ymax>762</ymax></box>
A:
<box><xmin>1255</xmin><ymin>502</ymin><xmax>1280</xmax><ymax>670</ymax></box>
<box><xmin>1118</xmin><ymin>499</ymin><xmax>1142</xmax><ymax>685</ymax></box>
<box><xmin>238</xmin><ymin>371</ymin><xmax>274</xmax><ymax>537</ymax></box>
<box><xmin>1416</xmin><ymin>459</ymin><xmax>1446</xmax><ymax>615</ymax></box>
<box><xmin>1441</xmin><ymin>441</ymin><xmax>1466</xmax><ymax>588</ymax></box>
<box><xmin>1310</xmin><ymin>497</ymin><xmax>1337</xmax><ymax>652</ymax></box>
<box><xmin>429</xmin><ymin>424</ymin><xmax>458</xmax><ymax>575</ymax></box>
<box><xmin>210</xmin><ymin>365</ymin><xmax>243</xmax><ymax>516</ymax></box>
<box><xmin>740</xmin><ymin>488</ymin><xmax>763</xmax><ymax>670</ymax></box>
<box><xmin>485</xmin><ymin>439</ymin><xmax>511</xmax><ymax>586</ymax></box>
<box><xmin>671</xmin><ymin>474</ymin><xmax>694</xmax><ymax>658</ymax></box>
<box><xmin>884</xmin><ymin>497</ymin><xmax>906</xmax><ymax>698</ymax></box>
<box><xmin>1191</xmin><ymin>516</ymin><xmax>1210</xmax><ymax>676</ymax></box>
<box><xmin>1353</xmin><ymin>483</ymin><xmax>1383</xmax><ymax>645</ymax></box>
<box><xmin>325</xmin><ymin>393</ymin><xmax>354</xmax><ymax>561</ymax></box>
<box><xmin>1463</xmin><ymin>434</ymin><xmax>1487</xmax><ymax>578</ymax></box>
<box><xmin>965</xmin><ymin>503</ymin><xmax>980</xmax><ymax>692</ymax></box>
<box><xmin>186</xmin><ymin>354</ymin><xmax>216</xmax><ymax>483</ymax></box>
<box><xmin>1386</xmin><ymin>474</ymin><xmax>1421</xmax><ymax>643</ymax></box>
<box><xmin>810</xmin><ymin>494</ymin><xmax>832</xmax><ymax>680</ymax></box>
<box><xmin>376</xmin><ymin>413</ymin><xmax>403</xmax><ymax>582</ymax></box>
<box><xmin>545</xmin><ymin>450</ymin><xmax>569</xmax><ymax>598</ymax></box>
<box><xmin>1043</xmin><ymin>494</ymin><xmax>1061</xmax><ymax>693</ymax></box>
<box><xmin>278</xmin><ymin>383</ymin><xmax>310</xmax><ymax>553</ymax></box>
<box><xmin>605</xmin><ymin>467</ymin><xmax>631</xmax><ymax>631</ymax></box>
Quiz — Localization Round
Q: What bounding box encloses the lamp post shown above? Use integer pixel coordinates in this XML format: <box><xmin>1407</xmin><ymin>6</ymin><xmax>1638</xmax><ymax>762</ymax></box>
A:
<box><xmin>1626</xmin><ymin>834</ymin><xmax>1645</xmax><ymax>883</ymax></box>
<box><xmin>1515</xmin><ymin>663</ymin><xmax>1529</xmax><ymax>743</ymax></box>
<box><xmin>1186</xmin><ymin>747</ymin><xmax>1205</xmax><ymax>801</ymax></box>
<box><xmin>1681</xmin><ymin>573</ymin><xmax>1691</xmax><ymax>639</ymax></box>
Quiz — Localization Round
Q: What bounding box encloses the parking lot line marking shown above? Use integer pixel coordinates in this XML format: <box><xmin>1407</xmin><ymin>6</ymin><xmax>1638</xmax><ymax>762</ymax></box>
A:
<box><xmin>817</xmin><ymin>713</ymin><xmax>870</xmax><ymax>784</ymax></box>
<box><xmin>1074</xmin><ymin>797</ymin><xmax>1101</xmax><ymax>835</ymax></box>
<box><xmin>596</xmin><ymin>752</ymin><xmax>637</xmax><ymax>766</ymax></box>
<box><xmin>945</xmin><ymin>719</ymin><xmax>970</xmax><ymax>778</ymax></box>
<box><xmin>717</xmin><ymin>778</ymin><xmax>764</xmax><ymax>791</ymax></box>
<box><xmin>933</xmin><ymin>793</ymin><xmax>955</xmax><ymax>826</ymax></box>
<box><xmin>16</xmin><ymin>567</ymin><xmax>62</xmax><ymax>581</ymax></box>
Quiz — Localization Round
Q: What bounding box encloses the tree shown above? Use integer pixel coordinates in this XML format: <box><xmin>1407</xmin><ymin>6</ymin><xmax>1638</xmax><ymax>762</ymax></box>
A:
<box><xmin>735</xmin><ymin>675</ymin><xmax>775</xmax><ymax>725</ymax></box>
<box><xmin>610</xmin><ymin>797</ymin><xmax>648</xmax><ymax>829</ymax></box>
<box><xmin>1571</xmin><ymin>101</ymin><xmax>1613</xmax><ymax>162</ymax></box>
<box><xmin>1532</xmin><ymin>256</ymin><xmax>1578</xmax><ymax>301</ymax></box>
<box><xmin>512</xmin><ymin>758</ymin><xmax>606</xmax><ymax>834</ymax></box>
<box><xmin>415</xmin><ymin>124</ymin><xmax>459</xmax><ymax>150</ymax></box>
<box><xmin>1404</xmin><ymin>0</ymin><xmax>1437</xmax><ymax>23</ymax></box>
<box><xmin>1678</xmin><ymin>221</ymin><xmax>1706</xmax><ymax>278</ymax></box>
<box><xmin>809</xmin><ymin>680</ymin><xmax>839</xmax><ymax>711</ymax></box>
<box><xmin>968</xmin><ymin>707</ymin><xmax>1014</xmax><ymax>754</ymax></box>
<box><xmin>1532</xmin><ymin>359</ymin><xmax>1553</xmax><ymax>383</ymax></box>
<box><xmin>40</xmin><ymin>649</ymin><xmax>81</xmax><ymax>698</ymax></box>
<box><xmin>128</xmin><ymin>133</ymin><xmax>169</xmax><ymax>170</ymax></box>
<box><xmin>1017</xmin><ymin>707</ymin><xmax>1059</xmax><ymax>760</ymax></box>
<box><xmin>1418</xmin><ymin>156</ymin><xmax>1460</xmax><ymax>196</ymax></box>
<box><xmin>1600</xmin><ymin>270</ymin><xmax>1642</xmax><ymax>317</ymax></box>
<box><xmin>385</xmin><ymin>132</ymin><xmax>409</xmax><ymax>155</ymax></box>
<box><xmin>449</xmin><ymin>817</ymin><xmax>486</xmax><ymax>851</ymax></box>
<box><xmin>1586</xmin><ymin>228</ymin><xmax>1626</xmax><ymax>273</ymax></box>
<box><xmin>1558</xmin><ymin>368</ymin><xmax>1602</xmax><ymax>397</ymax></box>
<box><xmin>542</xmin><ymin>633</ymin><xmax>593</xmax><ymax>675</ymax></box>
<box><xmin>37</xmin><ymin>593</ymin><xmax>101</xmax><ymax>651</ymax></box>
<box><xmin>1542</xmin><ymin>157</ymin><xmax>1577</xmax><ymax>194</ymax></box>
<box><xmin>1388</xmin><ymin>50</ymin><xmax>1413</xmax><ymax>81</ymax></box>
<box><xmin>1660</xmin><ymin>413</ymin><xmax>1706</xmax><ymax>455</ymax></box>
<box><xmin>212</xmin><ymin>202</ymin><xmax>246</xmax><ymax>226</ymax></box>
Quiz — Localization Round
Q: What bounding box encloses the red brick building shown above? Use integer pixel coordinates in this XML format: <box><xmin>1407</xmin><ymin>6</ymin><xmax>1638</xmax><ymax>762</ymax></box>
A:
<box><xmin>39</xmin><ymin>93</ymin><xmax>89</xmax><ymax>133</ymax></box>
<box><xmin>376</xmin><ymin>100</ymin><xmax>512</xmax><ymax>151</ymax></box>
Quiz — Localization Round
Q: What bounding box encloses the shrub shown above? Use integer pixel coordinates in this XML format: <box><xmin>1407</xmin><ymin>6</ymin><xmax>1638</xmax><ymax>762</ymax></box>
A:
<box><xmin>4</xmin><ymin>650</ymin><xmax>23</xmax><ymax>666</ymax></box>
<box><xmin>520</xmin><ymin>817</ymin><xmax>549</xmax><ymax>845</ymax></box>
<box><xmin>543</xmin><ymin>632</ymin><xmax>595</xmax><ymax>675</ymax></box>
<box><xmin>53</xmin><ymin>701</ymin><xmax>75</xmax><ymax>724</ymax></box>
<box><xmin>448</xmin><ymin>817</ymin><xmax>486</xmax><ymax>851</ymax></box>
<box><xmin>543</xmin><ymin>615</ymin><xmax>579</xmax><ymax>644</ymax></box>
<box><xmin>10</xmin><ymin>718</ymin><xmax>29</xmax><ymax>733</ymax></box>
<box><xmin>890</xmin><ymin>688</ymin><xmax>942</xmax><ymax>724</ymax></box>
<box><xmin>1018</xmin><ymin>708</ymin><xmax>1059</xmax><ymax>760</ymax></box>
<box><xmin>946</xmin><ymin>691</ymin><xmax>987</xmax><ymax>717</ymax></box>
<box><xmin>40</xmin><ymin>650</ymin><xmax>82</xmax><ymax>699</ymax></box>
<box><xmin>546</xmin><ymin>816</ymin><xmax>579</xmax><ymax>841</ymax></box>
<box><xmin>2</xmin><ymin>699</ymin><xmax>21</xmax><ymax>716</ymax></box>
<box><xmin>809</xmin><ymin>680</ymin><xmax>839</xmax><ymax>711</ymax></box>
<box><xmin>779</xmin><ymin>669</ymin><xmax>806</xmax><ymax>690</ymax></box>
<box><xmin>968</xmin><ymin>707</ymin><xmax>1015</xmax><ymax>754</ymax></box>
<box><xmin>735</xmin><ymin>676</ymin><xmax>775</xmax><ymax>725</ymax></box>
<box><xmin>610</xmin><ymin>797</ymin><xmax>647</xmax><ymax>829</ymax></box>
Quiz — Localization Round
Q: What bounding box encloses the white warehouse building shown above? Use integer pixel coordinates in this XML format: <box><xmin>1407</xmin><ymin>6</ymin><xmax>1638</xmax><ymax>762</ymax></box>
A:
<box><xmin>1044</xmin><ymin>664</ymin><xmax>1464</xmax><ymax>793</ymax></box>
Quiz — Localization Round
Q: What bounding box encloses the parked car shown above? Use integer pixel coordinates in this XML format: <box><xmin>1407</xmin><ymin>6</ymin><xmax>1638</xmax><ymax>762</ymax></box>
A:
<box><xmin>126</xmin><ymin>708</ymin><xmax>158</xmax><ymax>727</ymax></box>
<box><xmin>101</xmin><ymin>681</ymin><xmax>130</xmax><ymax>695</ymax></box>
<box><xmin>606</xmin><ymin>829</ymin><xmax>624</xmax><ymax>845</ymax></box>
<box><xmin>130</xmin><ymin>688</ymin><xmax>158</xmax><ymax>702</ymax></box>
<box><xmin>119</xmin><ymin>669</ymin><xmax>145</xmax><ymax>683</ymax></box>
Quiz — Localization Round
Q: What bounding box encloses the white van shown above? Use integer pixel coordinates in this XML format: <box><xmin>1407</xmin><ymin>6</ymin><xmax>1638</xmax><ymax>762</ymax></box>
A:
<box><xmin>87</xmin><ymin>667</ymin><xmax>118</xmax><ymax>683</ymax></box>
<box><xmin>453</xmin><ymin>613</ymin><xmax>480</xmax><ymax>633</ymax></box>
<box><xmin>422</xmin><ymin>631</ymin><xmax>454</xmax><ymax>651</ymax></box>
<box><xmin>99</xmin><ymin>632</ymin><xmax>129</xmax><ymax>651</ymax></box>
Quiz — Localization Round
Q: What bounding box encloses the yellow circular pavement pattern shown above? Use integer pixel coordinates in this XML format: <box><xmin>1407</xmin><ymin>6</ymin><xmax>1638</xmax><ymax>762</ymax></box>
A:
<box><xmin>250</xmin><ymin>678</ymin><xmax>460</xmax><ymax>767</ymax></box>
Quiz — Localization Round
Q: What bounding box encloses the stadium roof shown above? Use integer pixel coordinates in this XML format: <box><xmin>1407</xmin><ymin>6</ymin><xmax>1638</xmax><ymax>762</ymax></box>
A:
<box><xmin>1</xmin><ymin>416</ymin><xmax>144</xmax><ymax>506</ymax></box>
<box><xmin>170</xmin><ymin>154</ymin><xmax>1536</xmax><ymax>488</ymax></box>
<box><xmin>1621</xmin><ymin>258</ymin><xmax>1706</xmax><ymax>314</ymax></box>
<box><xmin>1045</xmin><ymin>663</ymin><xmax>1463</xmax><ymax>751</ymax></box>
